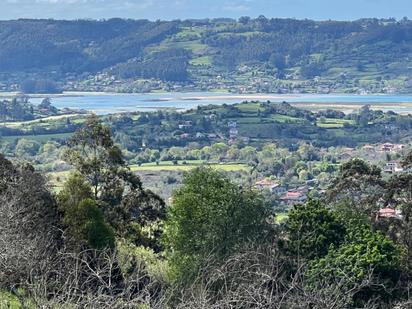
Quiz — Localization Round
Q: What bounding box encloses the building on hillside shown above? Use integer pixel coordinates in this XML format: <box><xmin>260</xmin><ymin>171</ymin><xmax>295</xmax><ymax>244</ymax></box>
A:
<box><xmin>380</xmin><ymin>143</ymin><xmax>395</xmax><ymax>152</ymax></box>
<box><xmin>228</xmin><ymin>121</ymin><xmax>237</xmax><ymax>128</ymax></box>
<box><xmin>378</xmin><ymin>207</ymin><xmax>403</xmax><ymax>220</ymax></box>
<box><xmin>228</xmin><ymin>121</ymin><xmax>238</xmax><ymax>139</ymax></box>
<box><xmin>178</xmin><ymin>121</ymin><xmax>193</xmax><ymax>130</ymax></box>
<box><xmin>229</xmin><ymin>127</ymin><xmax>238</xmax><ymax>139</ymax></box>
<box><xmin>242</xmin><ymin>137</ymin><xmax>250</xmax><ymax>144</ymax></box>
<box><xmin>207</xmin><ymin>114</ymin><xmax>217</xmax><ymax>120</ymax></box>
<box><xmin>280</xmin><ymin>190</ymin><xmax>307</xmax><ymax>206</ymax></box>
<box><xmin>384</xmin><ymin>162</ymin><xmax>404</xmax><ymax>174</ymax></box>
<box><xmin>255</xmin><ymin>179</ymin><xmax>286</xmax><ymax>195</ymax></box>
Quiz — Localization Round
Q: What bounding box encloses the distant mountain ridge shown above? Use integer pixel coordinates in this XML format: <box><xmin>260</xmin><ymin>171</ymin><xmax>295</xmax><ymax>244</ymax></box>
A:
<box><xmin>1</xmin><ymin>17</ymin><xmax>412</xmax><ymax>93</ymax></box>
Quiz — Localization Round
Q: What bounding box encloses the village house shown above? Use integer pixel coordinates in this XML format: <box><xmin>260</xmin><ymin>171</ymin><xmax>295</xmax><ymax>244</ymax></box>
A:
<box><xmin>229</xmin><ymin>127</ymin><xmax>238</xmax><ymax>139</ymax></box>
<box><xmin>377</xmin><ymin>207</ymin><xmax>403</xmax><ymax>220</ymax></box>
<box><xmin>178</xmin><ymin>121</ymin><xmax>193</xmax><ymax>130</ymax></box>
<box><xmin>384</xmin><ymin>161</ymin><xmax>404</xmax><ymax>174</ymax></box>
<box><xmin>242</xmin><ymin>137</ymin><xmax>250</xmax><ymax>144</ymax></box>
<box><xmin>380</xmin><ymin>143</ymin><xmax>395</xmax><ymax>152</ymax></box>
<box><xmin>228</xmin><ymin>121</ymin><xmax>237</xmax><ymax>128</ymax></box>
<box><xmin>255</xmin><ymin>179</ymin><xmax>286</xmax><ymax>195</ymax></box>
<box><xmin>280</xmin><ymin>190</ymin><xmax>307</xmax><ymax>206</ymax></box>
<box><xmin>228</xmin><ymin>138</ymin><xmax>236</xmax><ymax>145</ymax></box>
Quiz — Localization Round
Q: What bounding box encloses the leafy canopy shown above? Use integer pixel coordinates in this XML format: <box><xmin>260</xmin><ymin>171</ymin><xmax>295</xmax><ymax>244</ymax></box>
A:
<box><xmin>286</xmin><ymin>200</ymin><xmax>346</xmax><ymax>260</ymax></box>
<box><xmin>163</xmin><ymin>167</ymin><xmax>273</xmax><ymax>281</ymax></box>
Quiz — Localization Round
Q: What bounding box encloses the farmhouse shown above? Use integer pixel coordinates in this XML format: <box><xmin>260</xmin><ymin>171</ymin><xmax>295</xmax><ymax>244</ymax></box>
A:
<box><xmin>280</xmin><ymin>190</ymin><xmax>307</xmax><ymax>206</ymax></box>
<box><xmin>255</xmin><ymin>179</ymin><xmax>286</xmax><ymax>195</ymax></box>
<box><xmin>384</xmin><ymin>162</ymin><xmax>404</xmax><ymax>174</ymax></box>
<box><xmin>378</xmin><ymin>208</ymin><xmax>403</xmax><ymax>220</ymax></box>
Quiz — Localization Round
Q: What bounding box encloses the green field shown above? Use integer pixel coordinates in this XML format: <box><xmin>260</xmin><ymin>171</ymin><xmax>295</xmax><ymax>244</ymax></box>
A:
<box><xmin>317</xmin><ymin>118</ymin><xmax>354</xmax><ymax>128</ymax></box>
<box><xmin>130</xmin><ymin>161</ymin><xmax>248</xmax><ymax>172</ymax></box>
<box><xmin>190</xmin><ymin>55</ymin><xmax>212</xmax><ymax>66</ymax></box>
<box><xmin>1</xmin><ymin>132</ymin><xmax>73</xmax><ymax>143</ymax></box>
<box><xmin>47</xmin><ymin>161</ymin><xmax>249</xmax><ymax>190</ymax></box>
<box><xmin>276</xmin><ymin>212</ymin><xmax>289</xmax><ymax>223</ymax></box>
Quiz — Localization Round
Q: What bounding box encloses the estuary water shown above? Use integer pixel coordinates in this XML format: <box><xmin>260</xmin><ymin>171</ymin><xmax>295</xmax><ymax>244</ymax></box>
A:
<box><xmin>24</xmin><ymin>92</ymin><xmax>412</xmax><ymax>114</ymax></box>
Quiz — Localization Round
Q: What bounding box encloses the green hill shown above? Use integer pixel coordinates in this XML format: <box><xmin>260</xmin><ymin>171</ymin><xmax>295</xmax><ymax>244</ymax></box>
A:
<box><xmin>2</xmin><ymin>17</ymin><xmax>412</xmax><ymax>93</ymax></box>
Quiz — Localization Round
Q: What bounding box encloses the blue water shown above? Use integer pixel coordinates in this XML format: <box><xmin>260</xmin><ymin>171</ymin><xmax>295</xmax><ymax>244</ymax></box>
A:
<box><xmin>28</xmin><ymin>92</ymin><xmax>412</xmax><ymax>114</ymax></box>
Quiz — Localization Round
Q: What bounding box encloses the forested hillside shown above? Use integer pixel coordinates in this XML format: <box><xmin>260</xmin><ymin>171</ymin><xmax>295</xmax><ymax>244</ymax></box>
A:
<box><xmin>2</xmin><ymin>17</ymin><xmax>412</xmax><ymax>93</ymax></box>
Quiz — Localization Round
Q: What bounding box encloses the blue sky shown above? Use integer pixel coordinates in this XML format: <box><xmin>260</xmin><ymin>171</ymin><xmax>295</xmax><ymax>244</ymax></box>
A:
<box><xmin>1</xmin><ymin>0</ymin><xmax>412</xmax><ymax>21</ymax></box>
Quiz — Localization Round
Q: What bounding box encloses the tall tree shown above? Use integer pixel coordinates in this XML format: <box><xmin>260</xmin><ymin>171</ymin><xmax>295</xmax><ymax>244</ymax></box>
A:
<box><xmin>64</xmin><ymin>114</ymin><xmax>125</xmax><ymax>199</ymax></box>
<box><xmin>63</xmin><ymin>115</ymin><xmax>166</xmax><ymax>251</ymax></box>
<box><xmin>57</xmin><ymin>173</ymin><xmax>115</xmax><ymax>251</ymax></box>
<box><xmin>326</xmin><ymin>158</ymin><xmax>385</xmax><ymax>218</ymax></box>
<box><xmin>163</xmin><ymin>167</ymin><xmax>274</xmax><ymax>282</ymax></box>
<box><xmin>286</xmin><ymin>200</ymin><xmax>346</xmax><ymax>261</ymax></box>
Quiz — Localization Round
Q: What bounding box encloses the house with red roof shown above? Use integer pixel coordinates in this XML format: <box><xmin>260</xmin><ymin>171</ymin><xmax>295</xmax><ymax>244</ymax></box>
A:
<box><xmin>378</xmin><ymin>207</ymin><xmax>403</xmax><ymax>219</ymax></box>
<box><xmin>280</xmin><ymin>190</ymin><xmax>307</xmax><ymax>206</ymax></box>
<box><xmin>255</xmin><ymin>179</ymin><xmax>286</xmax><ymax>195</ymax></box>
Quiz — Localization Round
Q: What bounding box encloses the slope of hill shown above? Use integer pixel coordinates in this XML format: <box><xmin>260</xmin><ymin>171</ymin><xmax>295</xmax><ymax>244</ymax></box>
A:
<box><xmin>2</xmin><ymin>17</ymin><xmax>412</xmax><ymax>93</ymax></box>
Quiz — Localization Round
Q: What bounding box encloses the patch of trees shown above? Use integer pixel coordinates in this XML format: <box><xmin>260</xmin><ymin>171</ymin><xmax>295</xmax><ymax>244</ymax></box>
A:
<box><xmin>0</xmin><ymin>97</ymin><xmax>63</xmax><ymax>122</ymax></box>
<box><xmin>0</xmin><ymin>19</ymin><xmax>179</xmax><ymax>72</ymax></box>
<box><xmin>0</xmin><ymin>98</ymin><xmax>35</xmax><ymax>121</ymax></box>
<box><xmin>115</xmin><ymin>48</ymin><xmax>190</xmax><ymax>82</ymax></box>
<box><xmin>20</xmin><ymin>79</ymin><xmax>61</xmax><ymax>94</ymax></box>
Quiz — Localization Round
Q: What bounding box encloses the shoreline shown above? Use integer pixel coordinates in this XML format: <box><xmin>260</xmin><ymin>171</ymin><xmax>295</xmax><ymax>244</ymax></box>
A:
<box><xmin>2</xmin><ymin>91</ymin><xmax>411</xmax><ymax>100</ymax></box>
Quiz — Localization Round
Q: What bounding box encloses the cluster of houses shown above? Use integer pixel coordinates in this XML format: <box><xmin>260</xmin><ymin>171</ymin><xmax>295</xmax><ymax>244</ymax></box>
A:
<box><xmin>339</xmin><ymin>143</ymin><xmax>406</xmax><ymax>161</ymax></box>
<box><xmin>254</xmin><ymin>178</ymin><xmax>308</xmax><ymax>206</ymax></box>
<box><xmin>255</xmin><ymin>177</ymin><xmax>406</xmax><ymax>221</ymax></box>
<box><xmin>336</xmin><ymin>143</ymin><xmax>409</xmax><ymax>175</ymax></box>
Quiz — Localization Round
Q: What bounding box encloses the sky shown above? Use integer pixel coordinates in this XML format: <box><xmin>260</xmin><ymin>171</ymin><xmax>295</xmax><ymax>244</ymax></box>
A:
<box><xmin>1</xmin><ymin>0</ymin><xmax>412</xmax><ymax>21</ymax></box>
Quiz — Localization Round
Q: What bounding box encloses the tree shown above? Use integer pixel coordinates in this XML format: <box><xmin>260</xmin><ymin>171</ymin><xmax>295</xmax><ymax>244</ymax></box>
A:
<box><xmin>163</xmin><ymin>167</ymin><xmax>273</xmax><ymax>282</ymax></box>
<box><xmin>0</xmin><ymin>155</ymin><xmax>61</xmax><ymax>287</ymax></box>
<box><xmin>38</xmin><ymin>97</ymin><xmax>58</xmax><ymax>113</ymax></box>
<box><xmin>307</xmin><ymin>225</ymin><xmax>404</xmax><ymax>306</ymax></box>
<box><xmin>269</xmin><ymin>53</ymin><xmax>286</xmax><ymax>70</ymax></box>
<box><xmin>286</xmin><ymin>200</ymin><xmax>346</xmax><ymax>260</ymax></box>
<box><xmin>57</xmin><ymin>173</ymin><xmax>115</xmax><ymax>250</ymax></box>
<box><xmin>382</xmin><ymin>163</ymin><xmax>412</xmax><ymax>267</ymax></box>
<box><xmin>63</xmin><ymin>116</ymin><xmax>167</xmax><ymax>251</ymax></box>
<box><xmin>64</xmin><ymin>114</ymin><xmax>126</xmax><ymax>199</ymax></box>
<box><xmin>15</xmin><ymin>139</ymin><xmax>40</xmax><ymax>157</ymax></box>
<box><xmin>326</xmin><ymin>158</ymin><xmax>385</xmax><ymax>218</ymax></box>
<box><xmin>67</xmin><ymin>198</ymin><xmax>115</xmax><ymax>250</ymax></box>
<box><xmin>111</xmin><ymin>189</ymin><xmax>166</xmax><ymax>252</ymax></box>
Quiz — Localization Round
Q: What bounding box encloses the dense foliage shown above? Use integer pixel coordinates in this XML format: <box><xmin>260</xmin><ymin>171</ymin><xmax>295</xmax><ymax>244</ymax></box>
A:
<box><xmin>163</xmin><ymin>167</ymin><xmax>273</xmax><ymax>281</ymax></box>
